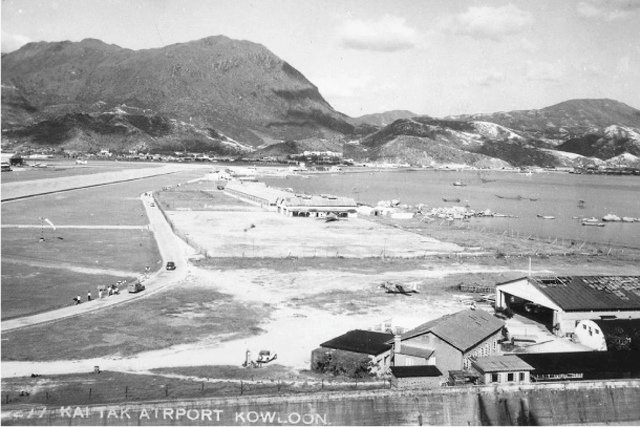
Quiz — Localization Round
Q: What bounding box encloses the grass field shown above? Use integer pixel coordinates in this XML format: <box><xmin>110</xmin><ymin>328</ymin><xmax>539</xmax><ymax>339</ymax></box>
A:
<box><xmin>1</xmin><ymin>170</ymin><xmax>206</xmax><ymax>226</ymax></box>
<box><xmin>1</xmin><ymin>287</ymin><xmax>271</xmax><ymax>361</ymax></box>
<box><xmin>1</xmin><ymin>228</ymin><xmax>160</xmax><ymax>318</ymax></box>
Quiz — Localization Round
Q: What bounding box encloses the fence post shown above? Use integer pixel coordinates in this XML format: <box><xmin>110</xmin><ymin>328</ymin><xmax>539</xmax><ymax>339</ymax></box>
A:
<box><xmin>125</xmin><ymin>386</ymin><xmax>128</xmax><ymax>399</ymax></box>
<box><xmin>165</xmin><ymin>386</ymin><xmax>169</xmax><ymax>397</ymax></box>
<box><xmin>89</xmin><ymin>388</ymin><xmax>92</xmax><ymax>399</ymax></box>
<box><xmin>240</xmin><ymin>381</ymin><xmax>244</xmax><ymax>395</ymax></box>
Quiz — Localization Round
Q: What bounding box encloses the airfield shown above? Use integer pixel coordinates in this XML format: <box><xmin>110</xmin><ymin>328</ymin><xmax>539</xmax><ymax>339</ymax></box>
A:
<box><xmin>2</xmin><ymin>161</ymin><xmax>640</xmax><ymax>390</ymax></box>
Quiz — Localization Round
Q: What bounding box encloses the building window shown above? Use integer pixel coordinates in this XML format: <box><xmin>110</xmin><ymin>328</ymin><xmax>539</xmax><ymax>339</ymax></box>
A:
<box><xmin>507</xmin><ymin>373</ymin><xmax>514</xmax><ymax>382</ymax></box>
<box><xmin>491</xmin><ymin>373</ymin><xmax>499</xmax><ymax>383</ymax></box>
<box><xmin>519</xmin><ymin>372</ymin><xmax>525</xmax><ymax>382</ymax></box>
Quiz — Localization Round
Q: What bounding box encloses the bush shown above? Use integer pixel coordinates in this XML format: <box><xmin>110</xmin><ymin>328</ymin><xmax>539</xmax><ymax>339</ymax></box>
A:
<box><xmin>312</xmin><ymin>349</ymin><xmax>373</xmax><ymax>379</ymax></box>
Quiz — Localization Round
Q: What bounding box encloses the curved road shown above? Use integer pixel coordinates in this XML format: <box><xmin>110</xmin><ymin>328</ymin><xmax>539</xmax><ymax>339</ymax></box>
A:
<box><xmin>1</xmin><ymin>193</ymin><xmax>192</xmax><ymax>332</ymax></box>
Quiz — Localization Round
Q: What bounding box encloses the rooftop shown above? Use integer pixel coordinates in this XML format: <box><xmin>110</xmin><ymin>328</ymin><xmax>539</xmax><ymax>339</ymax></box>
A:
<box><xmin>400</xmin><ymin>309</ymin><xmax>505</xmax><ymax>352</ymax></box>
<box><xmin>527</xmin><ymin>276</ymin><xmax>640</xmax><ymax>311</ymax></box>
<box><xmin>397</xmin><ymin>345</ymin><xmax>434</xmax><ymax>359</ymax></box>
<box><xmin>517</xmin><ymin>350</ymin><xmax>640</xmax><ymax>375</ymax></box>
<box><xmin>281</xmin><ymin>195</ymin><xmax>357</xmax><ymax>208</ymax></box>
<box><xmin>472</xmin><ymin>355</ymin><xmax>534</xmax><ymax>373</ymax></box>
<box><xmin>390</xmin><ymin>365</ymin><xmax>443</xmax><ymax>378</ymax></box>
<box><xmin>320</xmin><ymin>330</ymin><xmax>393</xmax><ymax>356</ymax></box>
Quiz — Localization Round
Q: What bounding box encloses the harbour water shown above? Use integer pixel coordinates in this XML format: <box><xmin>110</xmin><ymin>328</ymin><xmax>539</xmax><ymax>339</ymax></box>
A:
<box><xmin>263</xmin><ymin>169</ymin><xmax>640</xmax><ymax>249</ymax></box>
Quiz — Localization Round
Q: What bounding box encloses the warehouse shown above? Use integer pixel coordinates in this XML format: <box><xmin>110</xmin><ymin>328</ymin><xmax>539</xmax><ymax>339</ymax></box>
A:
<box><xmin>223</xmin><ymin>180</ymin><xmax>290</xmax><ymax>210</ymax></box>
<box><xmin>495</xmin><ymin>276</ymin><xmax>640</xmax><ymax>336</ymax></box>
<box><xmin>517</xmin><ymin>351</ymin><xmax>640</xmax><ymax>382</ymax></box>
<box><xmin>391</xmin><ymin>309</ymin><xmax>505</xmax><ymax>376</ymax></box>
<box><xmin>277</xmin><ymin>194</ymin><xmax>357</xmax><ymax>218</ymax></box>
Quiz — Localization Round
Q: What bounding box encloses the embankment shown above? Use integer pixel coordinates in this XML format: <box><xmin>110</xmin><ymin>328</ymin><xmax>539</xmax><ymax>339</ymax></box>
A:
<box><xmin>3</xmin><ymin>380</ymin><xmax>639</xmax><ymax>425</ymax></box>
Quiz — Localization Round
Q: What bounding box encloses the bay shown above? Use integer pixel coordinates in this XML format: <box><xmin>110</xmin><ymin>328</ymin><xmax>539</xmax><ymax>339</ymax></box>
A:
<box><xmin>263</xmin><ymin>169</ymin><xmax>640</xmax><ymax>249</ymax></box>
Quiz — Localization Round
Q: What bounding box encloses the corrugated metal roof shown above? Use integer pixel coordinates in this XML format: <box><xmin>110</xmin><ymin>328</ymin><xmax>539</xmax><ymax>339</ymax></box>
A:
<box><xmin>401</xmin><ymin>309</ymin><xmax>505</xmax><ymax>352</ymax></box>
<box><xmin>320</xmin><ymin>330</ymin><xmax>393</xmax><ymax>356</ymax></box>
<box><xmin>390</xmin><ymin>365</ymin><xmax>442</xmax><ymax>378</ymax></box>
<box><xmin>529</xmin><ymin>276</ymin><xmax>640</xmax><ymax>311</ymax></box>
<box><xmin>473</xmin><ymin>355</ymin><xmax>534</xmax><ymax>373</ymax></box>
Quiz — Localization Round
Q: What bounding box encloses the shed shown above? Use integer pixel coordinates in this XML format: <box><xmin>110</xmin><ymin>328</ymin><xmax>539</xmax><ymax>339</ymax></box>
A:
<box><xmin>311</xmin><ymin>330</ymin><xmax>393</xmax><ymax>376</ymax></box>
<box><xmin>390</xmin><ymin>365</ymin><xmax>443</xmax><ymax>388</ymax></box>
<box><xmin>472</xmin><ymin>355</ymin><xmax>534</xmax><ymax>384</ymax></box>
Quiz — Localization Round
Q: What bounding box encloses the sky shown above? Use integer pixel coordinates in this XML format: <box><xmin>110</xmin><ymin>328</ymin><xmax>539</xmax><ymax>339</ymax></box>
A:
<box><xmin>2</xmin><ymin>0</ymin><xmax>640</xmax><ymax>117</ymax></box>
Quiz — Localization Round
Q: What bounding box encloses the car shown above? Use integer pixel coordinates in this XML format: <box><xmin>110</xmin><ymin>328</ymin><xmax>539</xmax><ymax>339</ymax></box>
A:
<box><xmin>166</xmin><ymin>261</ymin><xmax>176</xmax><ymax>270</ymax></box>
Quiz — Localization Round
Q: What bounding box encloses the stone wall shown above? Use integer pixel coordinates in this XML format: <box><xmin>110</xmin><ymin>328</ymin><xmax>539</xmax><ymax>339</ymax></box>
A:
<box><xmin>3</xmin><ymin>380</ymin><xmax>639</xmax><ymax>426</ymax></box>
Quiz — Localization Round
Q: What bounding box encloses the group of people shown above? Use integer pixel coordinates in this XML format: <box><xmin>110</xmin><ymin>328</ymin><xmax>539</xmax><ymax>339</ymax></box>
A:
<box><xmin>72</xmin><ymin>283</ymin><xmax>122</xmax><ymax>305</ymax></box>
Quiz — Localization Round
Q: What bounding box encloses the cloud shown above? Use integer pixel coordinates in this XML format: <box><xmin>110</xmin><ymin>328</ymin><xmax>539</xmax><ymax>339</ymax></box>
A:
<box><xmin>338</xmin><ymin>15</ymin><xmax>418</xmax><ymax>52</ymax></box>
<box><xmin>1</xmin><ymin>31</ymin><xmax>31</xmax><ymax>53</ymax></box>
<box><xmin>525</xmin><ymin>62</ymin><xmax>565</xmax><ymax>82</ymax></box>
<box><xmin>444</xmin><ymin>5</ymin><xmax>533</xmax><ymax>41</ymax></box>
<box><xmin>468</xmin><ymin>70</ymin><xmax>506</xmax><ymax>87</ymax></box>
<box><xmin>577</xmin><ymin>0</ymin><xmax>640</xmax><ymax>21</ymax></box>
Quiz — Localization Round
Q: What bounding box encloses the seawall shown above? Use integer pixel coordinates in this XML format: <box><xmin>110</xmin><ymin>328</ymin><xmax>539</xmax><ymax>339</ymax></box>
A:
<box><xmin>2</xmin><ymin>380</ymin><xmax>639</xmax><ymax>425</ymax></box>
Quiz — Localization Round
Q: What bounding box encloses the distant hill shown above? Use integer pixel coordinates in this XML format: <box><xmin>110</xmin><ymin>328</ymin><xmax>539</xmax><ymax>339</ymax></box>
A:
<box><xmin>449</xmin><ymin>99</ymin><xmax>640</xmax><ymax>140</ymax></box>
<box><xmin>3</xmin><ymin>37</ymin><xmax>639</xmax><ymax>167</ymax></box>
<box><xmin>1</xmin><ymin>36</ymin><xmax>353</xmax><ymax>153</ymax></box>
<box><xmin>352</xmin><ymin>110</ymin><xmax>417</xmax><ymax>127</ymax></box>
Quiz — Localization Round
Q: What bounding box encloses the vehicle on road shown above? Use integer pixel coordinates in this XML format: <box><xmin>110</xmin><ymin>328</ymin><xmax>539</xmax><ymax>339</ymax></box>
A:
<box><xmin>166</xmin><ymin>261</ymin><xmax>176</xmax><ymax>270</ymax></box>
<box><xmin>127</xmin><ymin>279</ymin><xmax>146</xmax><ymax>293</ymax></box>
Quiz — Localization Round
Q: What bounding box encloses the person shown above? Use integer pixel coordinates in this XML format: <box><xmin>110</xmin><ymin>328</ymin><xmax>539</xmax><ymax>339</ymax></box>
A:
<box><xmin>75</xmin><ymin>295</ymin><xmax>82</xmax><ymax>305</ymax></box>
<box><xmin>87</xmin><ymin>291</ymin><xmax>92</xmax><ymax>301</ymax></box>
<box><xmin>108</xmin><ymin>287</ymin><xmax>113</xmax><ymax>296</ymax></box>
<box><xmin>98</xmin><ymin>289</ymin><xmax>103</xmax><ymax>299</ymax></box>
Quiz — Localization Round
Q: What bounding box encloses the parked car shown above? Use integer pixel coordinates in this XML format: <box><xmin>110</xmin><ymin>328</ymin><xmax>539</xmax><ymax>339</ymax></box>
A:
<box><xmin>166</xmin><ymin>261</ymin><xmax>176</xmax><ymax>270</ymax></box>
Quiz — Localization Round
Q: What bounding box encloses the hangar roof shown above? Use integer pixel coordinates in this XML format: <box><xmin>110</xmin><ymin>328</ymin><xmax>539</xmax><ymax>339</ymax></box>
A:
<box><xmin>527</xmin><ymin>276</ymin><xmax>640</xmax><ymax>312</ymax></box>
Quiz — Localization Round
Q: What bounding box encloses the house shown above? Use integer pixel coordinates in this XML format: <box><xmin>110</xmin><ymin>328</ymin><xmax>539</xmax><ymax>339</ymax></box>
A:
<box><xmin>311</xmin><ymin>330</ymin><xmax>393</xmax><ymax>376</ymax></box>
<box><xmin>495</xmin><ymin>276</ymin><xmax>640</xmax><ymax>336</ymax></box>
<box><xmin>391</xmin><ymin>309</ymin><xmax>505</xmax><ymax>375</ymax></box>
<box><xmin>472</xmin><ymin>355</ymin><xmax>534</xmax><ymax>385</ymax></box>
<box><xmin>390</xmin><ymin>365</ymin><xmax>443</xmax><ymax>388</ymax></box>
<box><xmin>277</xmin><ymin>194</ymin><xmax>357</xmax><ymax>218</ymax></box>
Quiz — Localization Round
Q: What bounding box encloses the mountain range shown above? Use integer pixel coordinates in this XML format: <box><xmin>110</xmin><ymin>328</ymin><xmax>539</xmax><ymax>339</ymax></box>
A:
<box><xmin>2</xmin><ymin>36</ymin><xmax>640</xmax><ymax>168</ymax></box>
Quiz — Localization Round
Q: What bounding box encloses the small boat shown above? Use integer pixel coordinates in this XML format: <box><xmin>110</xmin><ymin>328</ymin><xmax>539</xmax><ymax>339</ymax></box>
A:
<box><xmin>537</xmin><ymin>214</ymin><xmax>555</xmax><ymax>220</ymax></box>
<box><xmin>442</xmin><ymin>197</ymin><xmax>461</xmax><ymax>203</ymax></box>
<box><xmin>452</xmin><ymin>181</ymin><xmax>467</xmax><ymax>187</ymax></box>
<box><xmin>582</xmin><ymin>221</ymin><xmax>605</xmax><ymax>227</ymax></box>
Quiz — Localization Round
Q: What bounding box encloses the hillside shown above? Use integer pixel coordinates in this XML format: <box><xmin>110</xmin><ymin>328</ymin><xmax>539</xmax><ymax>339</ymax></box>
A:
<box><xmin>450</xmin><ymin>99</ymin><xmax>640</xmax><ymax>140</ymax></box>
<box><xmin>1</xmin><ymin>36</ymin><xmax>353</xmax><ymax>153</ymax></box>
<box><xmin>352</xmin><ymin>110</ymin><xmax>417</xmax><ymax>127</ymax></box>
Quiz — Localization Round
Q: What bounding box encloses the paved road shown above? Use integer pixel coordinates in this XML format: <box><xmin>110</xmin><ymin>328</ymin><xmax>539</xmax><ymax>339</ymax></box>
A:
<box><xmin>1</xmin><ymin>193</ymin><xmax>192</xmax><ymax>332</ymax></box>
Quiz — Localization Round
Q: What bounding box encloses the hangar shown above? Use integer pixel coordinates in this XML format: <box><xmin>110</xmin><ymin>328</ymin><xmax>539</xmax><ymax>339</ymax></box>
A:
<box><xmin>495</xmin><ymin>276</ymin><xmax>640</xmax><ymax>336</ymax></box>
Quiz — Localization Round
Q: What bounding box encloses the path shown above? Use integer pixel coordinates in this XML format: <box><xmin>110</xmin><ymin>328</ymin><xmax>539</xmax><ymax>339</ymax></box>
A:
<box><xmin>1</xmin><ymin>193</ymin><xmax>194</xmax><ymax>332</ymax></box>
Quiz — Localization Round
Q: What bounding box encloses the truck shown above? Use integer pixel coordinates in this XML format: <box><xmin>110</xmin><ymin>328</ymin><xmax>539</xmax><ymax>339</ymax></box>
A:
<box><xmin>127</xmin><ymin>279</ymin><xmax>146</xmax><ymax>293</ymax></box>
